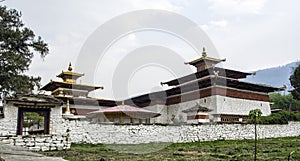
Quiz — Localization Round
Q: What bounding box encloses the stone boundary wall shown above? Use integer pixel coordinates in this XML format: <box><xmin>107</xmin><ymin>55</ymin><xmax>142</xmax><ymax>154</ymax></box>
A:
<box><xmin>1</xmin><ymin>121</ymin><xmax>300</xmax><ymax>151</ymax></box>
<box><xmin>0</xmin><ymin>134</ymin><xmax>71</xmax><ymax>151</ymax></box>
<box><xmin>64</xmin><ymin>121</ymin><xmax>300</xmax><ymax>144</ymax></box>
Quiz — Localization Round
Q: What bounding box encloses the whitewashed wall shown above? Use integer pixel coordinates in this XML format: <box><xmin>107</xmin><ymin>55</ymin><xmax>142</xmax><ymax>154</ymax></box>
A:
<box><xmin>0</xmin><ymin>104</ymin><xmax>18</xmax><ymax>136</ymax></box>
<box><xmin>215</xmin><ymin>95</ymin><xmax>271</xmax><ymax>116</ymax></box>
<box><xmin>62</xmin><ymin>121</ymin><xmax>300</xmax><ymax>144</ymax></box>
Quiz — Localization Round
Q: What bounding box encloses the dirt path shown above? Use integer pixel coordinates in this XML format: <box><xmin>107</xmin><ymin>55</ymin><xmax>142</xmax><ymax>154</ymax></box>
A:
<box><xmin>0</xmin><ymin>144</ymin><xmax>66</xmax><ymax>161</ymax></box>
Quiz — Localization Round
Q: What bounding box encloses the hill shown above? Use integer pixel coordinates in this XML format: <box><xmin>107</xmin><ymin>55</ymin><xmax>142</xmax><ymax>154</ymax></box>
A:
<box><xmin>243</xmin><ymin>61</ymin><xmax>300</xmax><ymax>90</ymax></box>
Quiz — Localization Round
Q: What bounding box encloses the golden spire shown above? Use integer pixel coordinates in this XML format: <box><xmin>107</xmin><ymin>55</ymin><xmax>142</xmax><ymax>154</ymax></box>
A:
<box><xmin>202</xmin><ymin>47</ymin><xmax>207</xmax><ymax>57</ymax></box>
<box><xmin>68</xmin><ymin>62</ymin><xmax>73</xmax><ymax>71</ymax></box>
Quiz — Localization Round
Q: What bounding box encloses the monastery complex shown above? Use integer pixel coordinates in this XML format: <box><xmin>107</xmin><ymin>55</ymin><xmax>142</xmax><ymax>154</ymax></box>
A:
<box><xmin>0</xmin><ymin>47</ymin><xmax>297</xmax><ymax>152</ymax></box>
<box><xmin>38</xmin><ymin>47</ymin><xmax>282</xmax><ymax>125</ymax></box>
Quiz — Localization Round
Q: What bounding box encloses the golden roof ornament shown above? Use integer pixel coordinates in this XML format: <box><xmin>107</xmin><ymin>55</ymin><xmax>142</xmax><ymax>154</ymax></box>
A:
<box><xmin>202</xmin><ymin>47</ymin><xmax>207</xmax><ymax>57</ymax></box>
<box><xmin>68</xmin><ymin>62</ymin><xmax>73</xmax><ymax>71</ymax></box>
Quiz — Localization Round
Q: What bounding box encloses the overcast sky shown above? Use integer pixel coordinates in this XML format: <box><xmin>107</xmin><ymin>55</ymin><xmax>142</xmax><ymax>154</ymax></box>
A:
<box><xmin>3</xmin><ymin>0</ymin><xmax>300</xmax><ymax>100</ymax></box>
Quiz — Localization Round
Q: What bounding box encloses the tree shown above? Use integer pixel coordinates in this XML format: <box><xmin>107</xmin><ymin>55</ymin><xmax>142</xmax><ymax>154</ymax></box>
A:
<box><xmin>290</xmin><ymin>64</ymin><xmax>300</xmax><ymax>100</ymax></box>
<box><xmin>0</xmin><ymin>5</ymin><xmax>48</xmax><ymax>97</ymax></box>
<box><xmin>249</xmin><ymin>109</ymin><xmax>262</xmax><ymax>161</ymax></box>
<box><xmin>269</xmin><ymin>93</ymin><xmax>300</xmax><ymax>111</ymax></box>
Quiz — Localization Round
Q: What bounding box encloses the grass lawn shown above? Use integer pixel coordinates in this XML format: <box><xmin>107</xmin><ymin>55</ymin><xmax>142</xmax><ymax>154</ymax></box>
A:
<box><xmin>41</xmin><ymin>136</ymin><xmax>300</xmax><ymax>161</ymax></box>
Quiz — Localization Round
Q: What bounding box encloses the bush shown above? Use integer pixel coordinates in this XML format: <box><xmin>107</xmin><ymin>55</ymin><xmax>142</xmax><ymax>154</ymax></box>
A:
<box><xmin>250</xmin><ymin>111</ymin><xmax>300</xmax><ymax>124</ymax></box>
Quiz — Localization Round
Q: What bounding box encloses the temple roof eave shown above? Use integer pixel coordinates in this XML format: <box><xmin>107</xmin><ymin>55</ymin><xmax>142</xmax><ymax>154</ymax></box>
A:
<box><xmin>57</xmin><ymin>71</ymin><xmax>84</xmax><ymax>78</ymax></box>
<box><xmin>40</xmin><ymin>81</ymin><xmax>103</xmax><ymax>92</ymax></box>
<box><xmin>55</xmin><ymin>95</ymin><xmax>117</xmax><ymax>107</ymax></box>
<box><xmin>161</xmin><ymin>67</ymin><xmax>252</xmax><ymax>86</ymax></box>
<box><xmin>185</xmin><ymin>56</ymin><xmax>225</xmax><ymax>66</ymax></box>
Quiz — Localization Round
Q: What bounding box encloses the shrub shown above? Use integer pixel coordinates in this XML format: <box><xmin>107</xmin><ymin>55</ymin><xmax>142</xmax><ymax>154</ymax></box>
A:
<box><xmin>250</xmin><ymin>111</ymin><xmax>300</xmax><ymax>124</ymax></box>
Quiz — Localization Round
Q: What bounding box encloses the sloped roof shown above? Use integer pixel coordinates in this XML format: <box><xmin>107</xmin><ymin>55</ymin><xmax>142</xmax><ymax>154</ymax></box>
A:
<box><xmin>41</xmin><ymin>81</ymin><xmax>103</xmax><ymax>92</ymax></box>
<box><xmin>4</xmin><ymin>94</ymin><xmax>63</xmax><ymax>108</ymax></box>
<box><xmin>87</xmin><ymin>105</ymin><xmax>161</xmax><ymax>118</ymax></box>
<box><xmin>161</xmin><ymin>67</ymin><xmax>252</xmax><ymax>86</ymax></box>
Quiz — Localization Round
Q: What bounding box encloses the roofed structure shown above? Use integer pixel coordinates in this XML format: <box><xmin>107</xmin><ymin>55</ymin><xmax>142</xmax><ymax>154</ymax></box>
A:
<box><xmin>41</xmin><ymin>63</ymin><xmax>116</xmax><ymax>116</ymax></box>
<box><xmin>185</xmin><ymin>47</ymin><xmax>226</xmax><ymax>71</ymax></box>
<box><xmin>124</xmin><ymin>47</ymin><xmax>283</xmax><ymax>124</ymax></box>
<box><xmin>87</xmin><ymin>101</ymin><xmax>160</xmax><ymax>124</ymax></box>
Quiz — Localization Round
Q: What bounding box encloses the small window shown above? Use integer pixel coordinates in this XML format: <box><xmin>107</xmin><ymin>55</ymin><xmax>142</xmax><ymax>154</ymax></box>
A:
<box><xmin>204</xmin><ymin>99</ymin><xmax>207</xmax><ymax>103</ymax></box>
<box><xmin>114</xmin><ymin>117</ymin><xmax>120</xmax><ymax>123</ymax></box>
<box><xmin>133</xmin><ymin>118</ymin><xmax>140</xmax><ymax>124</ymax></box>
<box><xmin>124</xmin><ymin>118</ymin><xmax>131</xmax><ymax>124</ymax></box>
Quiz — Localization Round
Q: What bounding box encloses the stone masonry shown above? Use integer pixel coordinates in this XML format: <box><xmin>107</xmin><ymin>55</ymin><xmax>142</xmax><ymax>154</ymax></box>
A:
<box><xmin>60</xmin><ymin>120</ymin><xmax>300</xmax><ymax>144</ymax></box>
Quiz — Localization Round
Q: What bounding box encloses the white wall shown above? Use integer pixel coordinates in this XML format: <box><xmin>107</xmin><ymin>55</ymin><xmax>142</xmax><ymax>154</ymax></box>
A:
<box><xmin>215</xmin><ymin>95</ymin><xmax>271</xmax><ymax>116</ymax></box>
<box><xmin>147</xmin><ymin>95</ymin><xmax>271</xmax><ymax>124</ymax></box>
<box><xmin>0</xmin><ymin>104</ymin><xmax>18</xmax><ymax>135</ymax></box>
<box><xmin>62</xmin><ymin>121</ymin><xmax>300</xmax><ymax>144</ymax></box>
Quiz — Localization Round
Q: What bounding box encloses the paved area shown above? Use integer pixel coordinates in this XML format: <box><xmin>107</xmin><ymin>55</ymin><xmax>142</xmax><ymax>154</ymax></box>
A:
<box><xmin>0</xmin><ymin>144</ymin><xmax>66</xmax><ymax>161</ymax></box>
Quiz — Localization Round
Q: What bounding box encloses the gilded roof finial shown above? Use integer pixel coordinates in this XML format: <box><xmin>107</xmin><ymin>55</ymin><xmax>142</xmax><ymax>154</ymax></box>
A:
<box><xmin>202</xmin><ymin>47</ymin><xmax>207</xmax><ymax>57</ymax></box>
<box><xmin>68</xmin><ymin>62</ymin><xmax>73</xmax><ymax>71</ymax></box>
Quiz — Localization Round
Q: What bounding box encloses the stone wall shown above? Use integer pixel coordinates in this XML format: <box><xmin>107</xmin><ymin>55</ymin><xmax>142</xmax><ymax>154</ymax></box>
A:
<box><xmin>60</xmin><ymin>121</ymin><xmax>300</xmax><ymax>144</ymax></box>
<box><xmin>0</xmin><ymin>104</ymin><xmax>18</xmax><ymax>136</ymax></box>
<box><xmin>0</xmin><ymin>134</ymin><xmax>71</xmax><ymax>151</ymax></box>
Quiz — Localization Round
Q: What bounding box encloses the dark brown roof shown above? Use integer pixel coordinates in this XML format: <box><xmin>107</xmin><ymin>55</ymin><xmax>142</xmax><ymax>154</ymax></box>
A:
<box><xmin>54</xmin><ymin>96</ymin><xmax>117</xmax><ymax>107</ymax></box>
<box><xmin>161</xmin><ymin>67</ymin><xmax>251</xmax><ymax>86</ymax></box>
<box><xmin>4</xmin><ymin>94</ymin><xmax>63</xmax><ymax>108</ymax></box>
<box><xmin>186</xmin><ymin>56</ymin><xmax>225</xmax><ymax>66</ymax></box>
<box><xmin>126</xmin><ymin>76</ymin><xmax>283</xmax><ymax>107</ymax></box>
<box><xmin>41</xmin><ymin>81</ymin><xmax>103</xmax><ymax>92</ymax></box>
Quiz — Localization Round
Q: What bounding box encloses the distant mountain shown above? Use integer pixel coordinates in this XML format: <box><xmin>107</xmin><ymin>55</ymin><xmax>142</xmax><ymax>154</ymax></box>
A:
<box><xmin>243</xmin><ymin>61</ymin><xmax>300</xmax><ymax>90</ymax></box>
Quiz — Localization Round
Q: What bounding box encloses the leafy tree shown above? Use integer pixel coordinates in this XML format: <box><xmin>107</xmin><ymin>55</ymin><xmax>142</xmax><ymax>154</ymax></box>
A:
<box><xmin>290</xmin><ymin>64</ymin><xmax>300</xmax><ymax>100</ymax></box>
<box><xmin>269</xmin><ymin>93</ymin><xmax>300</xmax><ymax>111</ymax></box>
<box><xmin>0</xmin><ymin>5</ymin><xmax>48</xmax><ymax>97</ymax></box>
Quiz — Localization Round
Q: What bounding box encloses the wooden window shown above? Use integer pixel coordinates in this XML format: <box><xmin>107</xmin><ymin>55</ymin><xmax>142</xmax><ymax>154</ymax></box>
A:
<box><xmin>124</xmin><ymin>118</ymin><xmax>131</xmax><ymax>124</ymax></box>
<box><xmin>17</xmin><ymin>108</ymin><xmax>50</xmax><ymax>135</ymax></box>
<box><xmin>114</xmin><ymin>117</ymin><xmax>120</xmax><ymax>123</ymax></box>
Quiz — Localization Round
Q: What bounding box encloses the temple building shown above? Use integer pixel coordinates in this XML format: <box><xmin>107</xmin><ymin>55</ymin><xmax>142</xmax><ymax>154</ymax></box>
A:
<box><xmin>40</xmin><ymin>63</ymin><xmax>117</xmax><ymax>116</ymax></box>
<box><xmin>40</xmin><ymin>49</ymin><xmax>282</xmax><ymax>124</ymax></box>
<box><xmin>125</xmin><ymin>48</ymin><xmax>283</xmax><ymax>124</ymax></box>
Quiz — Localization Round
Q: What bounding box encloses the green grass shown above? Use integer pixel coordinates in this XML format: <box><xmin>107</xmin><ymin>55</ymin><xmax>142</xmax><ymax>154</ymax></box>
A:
<box><xmin>41</xmin><ymin>136</ymin><xmax>300</xmax><ymax>161</ymax></box>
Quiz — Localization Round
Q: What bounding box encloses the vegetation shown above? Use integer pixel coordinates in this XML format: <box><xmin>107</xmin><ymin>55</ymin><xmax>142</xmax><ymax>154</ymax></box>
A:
<box><xmin>41</xmin><ymin>136</ymin><xmax>300</xmax><ymax>161</ymax></box>
<box><xmin>290</xmin><ymin>64</ymin><xmax>300</xmax><ymax>100</ymax></box>
<box><xmin>258</xmin><ymin>111</ymin><xmax>300</xmax><ymax>124</ymax></box>
<box><xmin>269</xmin><ymin>93</ymin><xmax>300</xmax><ymax>111</ymax></box>
<box><xmin>0</xmin><ymin>5</ymin><xmax>48</xmax><ymax>98</ymax></box>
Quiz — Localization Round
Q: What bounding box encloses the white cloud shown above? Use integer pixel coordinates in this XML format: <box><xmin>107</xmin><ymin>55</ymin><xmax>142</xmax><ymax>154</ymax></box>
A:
<box><xmin>129</xmin><ymin>0</ymin><xmax>183</xmax><ymax>11</ymax></box>
<box><xmin>208</xmin><ymin>0</ymin><xmax>267</xmax><ymax>15</ymax></box>
<box><xmin>199</xmin><ymin>24</ymin><xmax>209</xmax><ymax>32</ymax></box>
<box><xmin>209</xmin><ymin>19</ymin><xmax>228</xmax><ymax>28</ymax></box>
